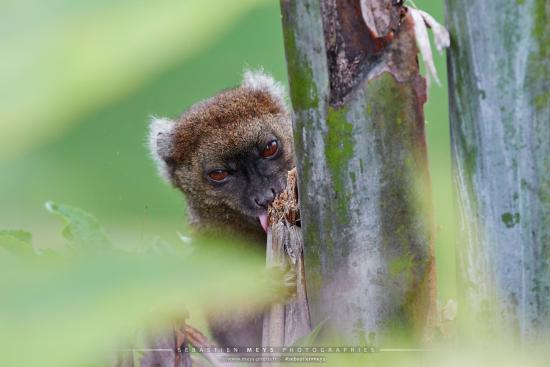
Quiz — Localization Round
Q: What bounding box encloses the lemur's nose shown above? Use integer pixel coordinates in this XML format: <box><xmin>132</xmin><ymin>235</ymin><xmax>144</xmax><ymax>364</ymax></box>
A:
<box><xmin>254</xmin><ymin>188</ymin><xmax>276</xmax><ymax>209</ymax></box>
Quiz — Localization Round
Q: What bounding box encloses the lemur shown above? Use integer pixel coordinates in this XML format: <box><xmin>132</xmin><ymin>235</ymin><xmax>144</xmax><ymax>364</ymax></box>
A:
<box><xmin>148</xmin><ymin>70</ymin><xmax>295</xmax><ymax>347</ymax></box>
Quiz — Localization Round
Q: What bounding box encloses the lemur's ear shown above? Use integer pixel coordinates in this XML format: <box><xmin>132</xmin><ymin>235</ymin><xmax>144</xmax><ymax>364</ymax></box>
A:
<box><xmin>148</xmin><ymin>116</ymin><xmax>176</xmax><ymax>181</ymax></box>
<box><xmin>242</xmin><ymin>69</ymin><xmax>286</xmax><ymax>107</ymax></box>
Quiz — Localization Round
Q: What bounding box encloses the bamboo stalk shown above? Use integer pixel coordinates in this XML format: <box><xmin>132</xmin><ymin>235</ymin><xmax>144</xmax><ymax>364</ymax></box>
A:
<box><xmin>280</xmin><ymin>0</ymin><xmax>437</xmax><ymax>344</ymax></box>
<box><xmin>262</xmin><ymin>169</ymin><xmax>311</xmax><ymax>361</ymax></box>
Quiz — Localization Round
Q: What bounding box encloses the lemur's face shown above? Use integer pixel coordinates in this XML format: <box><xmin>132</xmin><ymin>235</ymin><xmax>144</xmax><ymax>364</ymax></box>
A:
<box><xmin>149</xmin><ymin>70</ymin><xmax>294</xmax><ymax>232</ymax></box>
<box><xmin>196</xmin><ymin>115</ymin><xmax>294</xmax><ymax>231</ymax></box>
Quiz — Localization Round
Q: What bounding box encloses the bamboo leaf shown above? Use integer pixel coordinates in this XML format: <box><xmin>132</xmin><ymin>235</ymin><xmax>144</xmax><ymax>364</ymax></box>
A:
<box><xmin>417</xmin><ymin>9</ymin><xmax>450</xmax><ymax>53</ymax></box>
<box><xmin>292</xmin><ymin>319</ymin><xmax>328</xmax><ymax>347</ymax></box>
<box><xmin>409</xmin><ymin>7</ymin><xmax>440</xmax><ymax>86</ymax></box>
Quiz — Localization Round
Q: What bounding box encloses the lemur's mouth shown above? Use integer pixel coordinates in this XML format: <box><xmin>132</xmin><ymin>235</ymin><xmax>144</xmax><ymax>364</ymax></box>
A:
<box><xmin>258</xmin><ymin>213</ymin><xmax>268</xmax><ymax>233</ymax></box>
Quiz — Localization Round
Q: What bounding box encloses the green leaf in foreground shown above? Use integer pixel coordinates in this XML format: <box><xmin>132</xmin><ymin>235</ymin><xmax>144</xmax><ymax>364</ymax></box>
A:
<box><xmin>292</xmin><ymin>318</ymin><xmax>328</xmax><ymax>347</ymax></box>
<box><xmin>0</xmin><ymin>229</ymin><xmax>32</xmax><ymax>244</ymax></box>
<box><xmin>0</xmin><ymin>233</ymin><xmax>270</xmax><ymax>367</ymax></box>
<box><xmin>0</xmin><ymin>202</ymin><xmax>273</xmax><ymax>367</ymax></box>
<box><xmin>0</xmin><ymin>230</ymin><xmax>35</xmax><ymax>258</ymax></box>
<box><xmin>45</xmin><ymin>200</ymin><xmax>112</xmax><ymax>250</ymax></box>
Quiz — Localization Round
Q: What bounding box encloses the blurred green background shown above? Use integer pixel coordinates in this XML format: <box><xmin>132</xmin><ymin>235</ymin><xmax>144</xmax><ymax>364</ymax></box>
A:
<box><xmin>0</xmin><ymin>0</ymin><xmax>454</xmax><ymax>300</ymax></box>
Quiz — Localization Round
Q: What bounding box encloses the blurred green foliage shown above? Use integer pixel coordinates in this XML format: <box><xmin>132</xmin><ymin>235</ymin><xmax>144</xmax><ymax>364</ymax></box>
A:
<box><xmin>0</xmin><ymin>201</ymin><xmax>272</xmax><ymax>367</ymax></box>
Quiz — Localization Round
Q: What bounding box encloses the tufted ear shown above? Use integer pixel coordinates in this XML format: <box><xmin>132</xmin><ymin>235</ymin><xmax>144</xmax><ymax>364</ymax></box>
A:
<box><xmin>242</xmin><ymin>68</ymin><xmax>286</xmax><ymax>107</ymax></box>
<box><xmin>148</xmin><ymin>116</ymin><xmax>176</xmax><ymax>182</ymax></box>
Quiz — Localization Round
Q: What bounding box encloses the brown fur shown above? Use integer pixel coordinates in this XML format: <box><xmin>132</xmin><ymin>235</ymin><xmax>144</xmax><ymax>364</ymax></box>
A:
<box><xmin>172</xmin><ymin>88</ymin><xmax>285</xmax><ymax>164</ymax></box>
<box><xmin>149</xmin><ymin>71</ymin><xmax>295</xmax><ymax>348</ymax></box>
<box><xmin>165</xmin><ymin>87</ymin><xmax>294</xmax><ymax>242</ymax></box>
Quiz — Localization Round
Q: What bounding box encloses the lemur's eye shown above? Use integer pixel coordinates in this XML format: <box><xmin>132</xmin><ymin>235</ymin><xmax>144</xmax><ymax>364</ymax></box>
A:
<box><xmin>208</xmin><ymin>169</ymin><xmax>229</xmax><ymax>182</ymax></box>
<box><xmin>261</xmin><ymin>140</ymin><xmax>278</xmax><ymax>158</ymax></box>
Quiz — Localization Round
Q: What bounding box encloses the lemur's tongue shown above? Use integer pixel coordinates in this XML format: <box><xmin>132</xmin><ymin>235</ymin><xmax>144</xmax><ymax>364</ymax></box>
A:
<box><xmin>258</xmin><ymin>213</ymin><xmax>269</xmax><ymax>233</ymax></box>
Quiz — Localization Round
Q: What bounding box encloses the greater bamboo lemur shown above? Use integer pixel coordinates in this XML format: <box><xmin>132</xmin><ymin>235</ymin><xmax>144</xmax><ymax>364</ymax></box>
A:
<box><xmin>148</xmin><ymin>70</ymin><xmax>295</xmax><ymax>346</ymax></box>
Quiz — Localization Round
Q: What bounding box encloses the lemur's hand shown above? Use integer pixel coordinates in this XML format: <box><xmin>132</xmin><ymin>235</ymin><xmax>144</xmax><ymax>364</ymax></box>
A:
<box><xmin>265</xmin><ymin>263</ymin><xmax>297</xmax><ymax>303</ymax></box>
